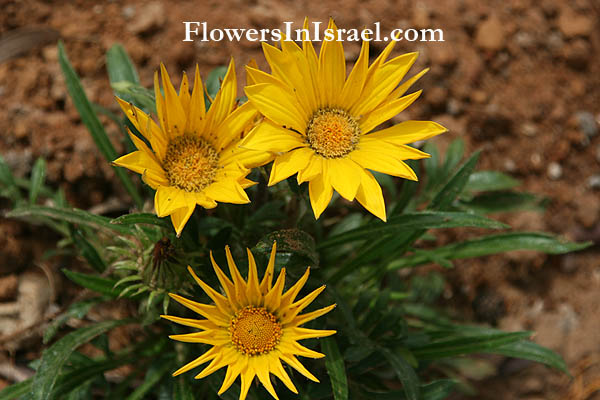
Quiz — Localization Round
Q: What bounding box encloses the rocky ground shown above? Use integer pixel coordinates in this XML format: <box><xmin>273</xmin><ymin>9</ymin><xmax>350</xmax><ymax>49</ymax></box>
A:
<box><xmin>1</xmin><ymin>0</ymin><xmax>599</xmax><ymax>398</ymax></box>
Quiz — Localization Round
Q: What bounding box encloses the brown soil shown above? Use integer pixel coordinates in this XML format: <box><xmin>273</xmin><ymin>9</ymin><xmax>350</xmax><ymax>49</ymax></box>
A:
<box><xmin>1</xmin><ymin>0</ymin><xmax>600</xmax><ymax>399</ymax></box>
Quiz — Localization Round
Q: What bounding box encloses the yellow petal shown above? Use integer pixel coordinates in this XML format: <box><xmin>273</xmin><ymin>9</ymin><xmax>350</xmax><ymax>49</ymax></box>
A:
<box><xmin>160</xmin><ymin>63</ymin><xmax>187</xmax><ymax>138</ymax></box>
<box><xmin>154</xmin><ymin>186</ymin><xmax>187</xmax><ymax>218</ymax></box>
<box><xmin>259</xmin><ymin>242</ymin><xmax>277</xmax><ymax>294</ymax></box>
<box><xmin>225</xmin><ymin>245</ymin><xmax>248</xmax><ymax>306</ymax></box>
<box><xmin>209</xmin><ymin>251</ymin><xmax>240</xmax><ymax>311</ymax></box>
<box><xmin>239</xmin><ymin>369</ymin><xmax>254</xmax><ymax>400</ymax></box>
<box><xmin>187</xmin><ymin>266</ymin><xmax>233</xmax><ymax>315</ymax></box>
<box><xmin>168</xmin><ymin>293</ymin><xmax>229</xmax><ymax>326</ymax></box>
<box><xmin>352</xmin><ymin>52</ymin><xmax>419</xmax><ymax>116</ymax></box>
<box><xmin>297</xmin><ymin>154</ymin><xmax>323</xmax><ymax>184</ymax></box>
<box><xmin>268</xmin><ymin>147</ymin><xmax>313</xmax><ymax>186</ymax></box>
<box><xmin>160</xmin><ymin>315</ymin><xmax>216</xmax><ymax>330</ymax></box>
<box><xmin>245</xmin><ymin>248</ymin><xmax>262</xmax><ymax>305</ymax></box>
<box><xmin>245</xmin><ymin>83</ymin><xmax>307</xmax><ymax>133</ymax></box>
<box><xmin>203</xmin><ymin>179</ymin><xmax>250</xmax><ymax>204</ymax></box>
<box><xmin>240</xmin><ymin>120</ymin><xmax>307</xmax><ymax>153</ymax></box>
<box><xmin>214</xmin><ymin>102</ymin><xmax>257</xmax><ymax>151</ymax></box>
<box><xmin>218</xmin><ymin>357</ymin><xmax>247</xmax><ymax>395</ymax></box>
<box><xmin>280</xmin><ymin>267</ymin><xmax>310</xmax><ymax>310</ymax></box>
<box><xmin>169</xmin><ymin>202</ymin><xmax>195</xmax><ymax>237</ymax></box>
<box><xmin>269</xmin><ymin>356</ymin><xmax>298</xmax><ymax>394</ymax></box>
<box><xmin>187</xmin><ymin>65</ymin><xmax>206</xmax><ymax>135</ymax></box>
<box><xmin>112</xmin><ymin>150</ymin><xmax>167</xmax><ymax>188</ymax></box>
<box><xmin>308</xmin><ymin>174</ymin><xmax>333</xmax><ymax>219</ymax></box>
<box><xmin>338</xmin><ymin>38</ymin><xmax>369</xmax><ymax>109</ymax></box>
<box><xmin>366</xmin><ymin>120</ymin><xmax>447</xmax><ymax>145</ymax></box>
<box><xmin>255</xmin><ymin>358</ymin><xmax>279</xmax><ymax>400</ymax></box>
<box><xmin>116</xmin><ymin>97</ymin><xmax>167</xmax><ymax>161</ymax></box>
<box><xmin>280</xmin><ymin>354</ymin><xmax>319</xmax><ymax>382</ymax></box>
<box><xmin>291</xmin><ymin>304</ymin><xmax>336</xmax><ymax>327</ymax></box>
<box><xmin>264</xmin><ymin>268</ymin><xmax>286</xmax><ymax>312</ymax></box>
<box><xmin>286</xmin><ymin>327</ymin><xmax>337</xmax><ymax>340</ymax></box>
<box><xmin>350</xmin><ymin>140</ymin><xmax>419</xmax><ymax>180</ymax></box>
<box><xmin>179</xmin><ymin>71</ymin><xmax>191</xmax><ymax>114</ymax></box>
<box><xmin>318</xmin><ymin>19</ymin><xmax>345</xmax><ymax>106</ymax></box>
<box><xmin>355</xmin><ymin>169</ymin><xmax>387</xmax><ymax>221</ymax></box>
<box><xmin>205</xmin><ymin>59</ymin><xmax>237</xmax><ymax>140</ymax></box>
<box><xmin>386</xmin><ymin>67</ymin><xmax>429</xmax><ymax>102</ymax></box>
<box><xmin>172</xmin><ymin>347</ymin><xmax>218</xmax><ymax>377</ymax></box>
<box><xmin>325</xmin><ymin>158</ymin><xmax>362</xmax><ymax>201</ymax></box>
<box><xmin>359</xmin><ymin>90</ymin><xmax>422</xmax><ymax>134</ymax></box>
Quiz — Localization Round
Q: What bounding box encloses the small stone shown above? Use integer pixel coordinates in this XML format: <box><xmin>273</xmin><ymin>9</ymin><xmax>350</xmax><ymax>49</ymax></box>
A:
<box><xmin>576</xmin><ymin>111</ymin><xmax>598</xmax><ymax>139</ymax></box>
<box><xmin>562</xmin><ymin>39</ymin><xmax>590</xmax><ymax>69</ymax></box>
<box><xmin>514</xmin><ymin>31</ymin><xmax>535</xmax><ymax>49</ymax></box>
<box><xmin>557</xmin><ymin>9</ymin><xmax>594</xmax><ymax>38</ymax></box>
<box><xmin>521</xmin><ymin>122</ymin><xmax>538</xmax><ymax>137</ymax></box>
<box><xmin>429</xmin><ymin>43</ymin><xmax>458</xmax><ymax>67</ymax></box>
<box><xmin>589</xmin><ymin>175</ymin><xmax>600</xmax><ymax>189</ymax></box>
<box><xmin>504</xmin><ymin>159</ymin><xmax>517</xmax><ymax>172</ymax></box>
<box><xmin>128</xmin><ymin>2</ymin><xmax>165</xmax><ymax>35</ymax></box>
<box><xmin>547</xmin><ymin>162</ymin><xmax>562</xmax><ymax>180</ymax></box>
<box><xmin>447</xmin><ymin>98</ymin><xmax>462</xmax><ymax>116</ymax></box>
<box><xmin>475</xmin><ymin>15</ymin><xmax>505</xmax><ymax>52</ymax></box>
<box><xmin>122</xmin><ymin>5</ymin><xmax>136</xmax><ymax>19</ymax></box>
<box><xmin>576</xmin><ymin>193</ymin><xmax>600</xmax><ymax>228</ymax></box>
<box><xmin>546</xmin><ymin>31</ymin><xmax>564</xmax><ymax>56</ymax></box>
<box><xmin>471</xmin><ymin>90</ymin><xmax>488</xmax><ymax>104</ymax></box>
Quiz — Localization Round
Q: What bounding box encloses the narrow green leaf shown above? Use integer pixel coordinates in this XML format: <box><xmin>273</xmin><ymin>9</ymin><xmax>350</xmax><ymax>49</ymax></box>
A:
<box><xmin>111</xmin><ymin>81</ymin><xmax>156</xmax><ymax>113</ymax></box>
<box><xmin>320</xmin><ymin>211</ymin><xmax>507</xmax><ymax>249</ymax></box>
<box><xmin>205</xmin><ymin>66</ymin><xmax>228</xmax><ymax>103</ymax></box>
<box><xmin>62</xmin><ymin>269</ymin><xmax>122</xmax><ymax>298</ymax></box>
<box><xmin>460</xmin><ymin>192</ymin><xmax>544</xmax><ymax>214</ymax></box>
<box><xmin>0</xmin><ymin>154</ymin><xmax>22</xmax><ymax>202</ymax></box>
<box><xmin>0</xmin><ymin>378</ymin><xmax>31</xmax><ymax>400</ymax></box>
<box><xmin>466</xmin><ymin>171</ymin><xmax>520</xmax><ymax>192</ymax></box>
<box><xmin>322</xmin><ymin>337</ymin><xmax>348</xmax><ymax>400</ymax></box>
<box><xmin>410</xmin><ymin>331</ymin><xmax>532</xmax><ymax>360</ymax></box>
<box><xmin>430</xmin><ymin>151</ymin><xmax>480</xmax><ymax>210</ymax></box>
<box><xmin>379</xmin><ymin>348</ymin><xmax>420</xmax><ymax>400</ymax></box>
<box><xmin>6</xmin><ymin>205</ymin><xmax>132</xmax><ymax>235</ymax></box>
<box><xmin>420</xmin><ymin>379</ymin><xmax>457</xmax><ymax>400</ymax></box>
<box><xmin>72</xmin><ymin>230</ymin><xmax>107</xmax><ymax>272</ymax></box>
<box><xmin>126</xmin><ymin>362</ymin><xmax>172</xmax><ymax>400</ymax></box>
<box><xmin>58</xmin><ymin>41</ymin><xmax>143</xmax><ymax>209</ymax></box>
<box><xmin>44</xmin><ymin>298</ymin><xmax>101</xmax><ymax>343</ymax></box>
<box><xmin>106</xmin><ymin>44</ymin><xmax>140</xmax><ymax>85</ymax></box>
<box><xmin>492</xmin><ymin>340</ymin><xmax>568</xmax><ymax>373</ymax></box>
<box><xmin>388</xmin><ymin>232</ymin><xmax>592</xmax><ymax>270</ymax></box>
<box><xmin>29</xmin><ymin>158</ymin><xmax>46</xmax><ymax>204</ymax></box>
<box><xmin>111</xmin><ymin>212</ymin><xmax>170</xmax><ymax>228</ymax></box>
<box><xmin>173</xmin><ymin>376</ymin><xmax>195</xmax><ymax>400</ymax></box>
<box><xmin>443</xmin><ymin>139</ymin><xmax>465</xmax><ymax>173</ymax></box>
<box><xmin>31</xmin><ymin>320</ymin><xmax>130</xmax><ymax>400</ymax></box>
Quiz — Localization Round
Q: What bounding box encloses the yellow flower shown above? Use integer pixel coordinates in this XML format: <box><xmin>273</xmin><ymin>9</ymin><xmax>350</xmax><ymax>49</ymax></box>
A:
<box><xmin>162</xmin><ymin>243</ymin><xmax>336</xmax><ymax>400</ymax></box>
<box><xmin>113</xmin><ymin>61</ymin><xmax>270</xmax><ymax>236</ymax></box>
<box><xmin>241</xmin><ymin>19</ymin><xmax>447</xmax><ymax>221</ymax></box>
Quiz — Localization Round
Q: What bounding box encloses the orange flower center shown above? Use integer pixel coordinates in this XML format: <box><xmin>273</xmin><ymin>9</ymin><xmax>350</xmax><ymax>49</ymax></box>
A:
<box><xmin>306</xmin><ymin>108</ymin><xmax>360</xmax><ymax>158</ymax></box>
<box><xmin>230</xmin><ymin>306</ymin><xmax>282</xmax><ymax>356</ymax></box>
<box><xmin>162</xmin><ymin>135</ymin><xmax>219</xmax><ymax>192</ymax></box>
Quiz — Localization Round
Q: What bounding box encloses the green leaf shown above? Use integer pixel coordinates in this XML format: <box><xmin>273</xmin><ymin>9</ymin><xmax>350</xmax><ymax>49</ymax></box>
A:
<box><xmin>126</xmin><ymin>361</ymin><xmax>172</xmax><ymax>400</ymax></box>
<box><xmin>111</xmin><ymin>212</ymin><xmax>170</xmax><ymax>228</ymax></box>
<box><xmin>466</xmin><ymin>171</ymin><xmax>520</xmax><ymax>192</ymax></box>
<box><xmin>106</xmin><ymin>44</ymin><xmax>140</xmax><ymax>85</ymax></box>
<box><xmin>430</xmin><ymin>151</ymin><xmax>480</xmax><ymax>210</ymax></box>
<box><xmin>63</xmin><ymin>269</ymin><xmax>122</xmax><ymax>298</ymax></box>
<box><xmin>255</xmin><ymin>229</ymin><xmax>319</xmax><ymax>267</ymax></box>
<box><xmin>111</xmin><ymin>81</ymin><xmax>156</xmax><ymax>114</ymax></box>
<box><xmin>72</xmin><ymin>230</ymin><xmax>107</xmax><ymax>272</ymax></box>
<box><xmin>31</xmin><ymin>320</ymin><xmax>130</xmax><ymax>400</ymax></box>
<box><xmin>205</xmin><ymin>66</ymin><xmax>228</xmax><ymax>104</ymax></box>
<box><xmin>0</xmin><ymin>378</ymin><xmax>31</xmax><ymax>400</ymax></box>
<box><xmin>319</xmin><ymin>211</ymin><xmax>507</xmax><ymax>249</ymax></box>
<box><xmin>443</xmin><ymin>139</ymin><xmax>465</xmax><ymax>173</ymax></box>
<box><xmin>6</xmin><ymin>205</ymin><xmax>132</xmax><ymax>235</ymax></box>
<box><xmin>460</xmin><ymin>191</ymin><xmax>545</xmax><ymax>214</ymax></box>
<box><xmin>410</xmin><ymin>331</ymin><xmax>532</xmax><ymax>360</ymax></box>
<box><xmin>388</xmin><ymin>232</ymin><xmax>591</xmax><ymax>270</ymax></box>
<box><xmin>172</xmin><ymin>376</ymin><xmax>196</xmax><ymax>400</ymax></box>
<box><xmin>421</xmin><ymin>379</ymin><xmax>457</xmax><ymax>400</ymax></box>
<box><xmin>58</xmin><ymin>41</ymin><xmax>143</xmax><ymax>209</ymax></box>
<box><xmin>322</xmin><ymin>337</ymin><xmax>348</xmax><ymax>400</ymax></box>
<box><xmin>378</xmin><ymin>348</ymin><xmax>420</xmax><ymax>400</ymax></box>
<box><xmin>492</xmin><ymin>340</ymin><xmax>568</xmax><ymax>373</ymax></box>
<box><xmin>29</xmin><ymin>158</ymin><xmax>46</xmax><ymax>204</ymax></box>
<box><xmin>44</xmin><ymin>298</ymin><xmax>101</xmax><ymax>343</ymax></box>
<box><xmin>0</xmin><ymin>154</ymin><xmax>21</xmax><ymax>203</ymax></box>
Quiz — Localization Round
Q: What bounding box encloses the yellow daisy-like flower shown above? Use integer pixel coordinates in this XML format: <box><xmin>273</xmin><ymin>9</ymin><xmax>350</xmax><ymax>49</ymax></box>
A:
<box><xmin>161</xmin><ymin>243</ymin><xmax>336</xmax><ymax>400</ymax></box>
<box><xmin>241</xmin><ymin>19</ymin><xmax>447</xmax><ymax>221</ymax></box>
<box><xmin>113</xmin><ymin>60</ymin><xmax>270</xmax><ymax>236</ymax></box>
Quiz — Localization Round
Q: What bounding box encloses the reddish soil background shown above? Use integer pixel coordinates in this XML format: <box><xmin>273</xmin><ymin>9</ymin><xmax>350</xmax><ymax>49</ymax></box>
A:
<box><xmin>1</xmin><ymin>0</ymin><xmax>600</xmax><ymax>399</ymax></box>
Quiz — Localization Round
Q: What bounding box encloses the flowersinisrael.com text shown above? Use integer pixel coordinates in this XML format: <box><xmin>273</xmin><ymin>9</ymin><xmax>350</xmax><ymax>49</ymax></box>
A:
<box><xmin>183</xmin><ymin>21</ymin><xmax>444</xmax><ymax>42</ymax></box>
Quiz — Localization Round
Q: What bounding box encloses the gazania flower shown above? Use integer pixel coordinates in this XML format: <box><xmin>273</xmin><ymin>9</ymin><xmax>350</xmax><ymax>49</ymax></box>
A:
<box><xmin>162</xmin><ymin>243</ymin><xmax>336</xmax><ymax>400</ymax></box>
<box><xmin>113</xmin><ymin>61</ymin><xmax>270</xmax><ymax>236</ymax></box>
<box><xmin>241</xmin><ymin>19</ymin><xmax>447</xmax><ymax>221</ymax></box>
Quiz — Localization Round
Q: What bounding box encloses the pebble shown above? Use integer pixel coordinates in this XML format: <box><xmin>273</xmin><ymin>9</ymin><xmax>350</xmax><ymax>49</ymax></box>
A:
<box><xmin>563</xmin><ymin>39</ymin><xmax>590</xmax><ymax>70</ymax></box>
<box><xmin>547</xmin><ymin>162</ymin><xmax>563</xmax><ymax>180</ymax></box>
<box><xmin>447</xmin><ymin>98</ymin><xmax>462</xmax><ymax>116</ymax></box>
<box><xmin>475</xmin><ymin>15</ymin><xmax>505</xmax><ymax>52</ymax></box>
<box><xmin>521</xmin><ymin>122</ymin><xmax>538</xmax><ymax>137</ymax></box>
<box><xmin>557</xmin><ymin>9</ymin><xmax>594</xmax><ymax>38</ymax></box>
<box><xmin>588</xmin><ymin>175</ymin><xmax>600</xmax><ymax>189</ymax></box>
<box><xmin>576</xmin><ymin>111</ymin><xmax>598</xmax><ymax>139</ymax></box>
<box><xmin>128</xmin><ymin>2</ymin><xmax>165</xmax><ymax>34</ymax></box>
<box><xmin>122</xmin><ymin>5</ymin><xmax>135</xmax><ymax>19</ymax></box>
